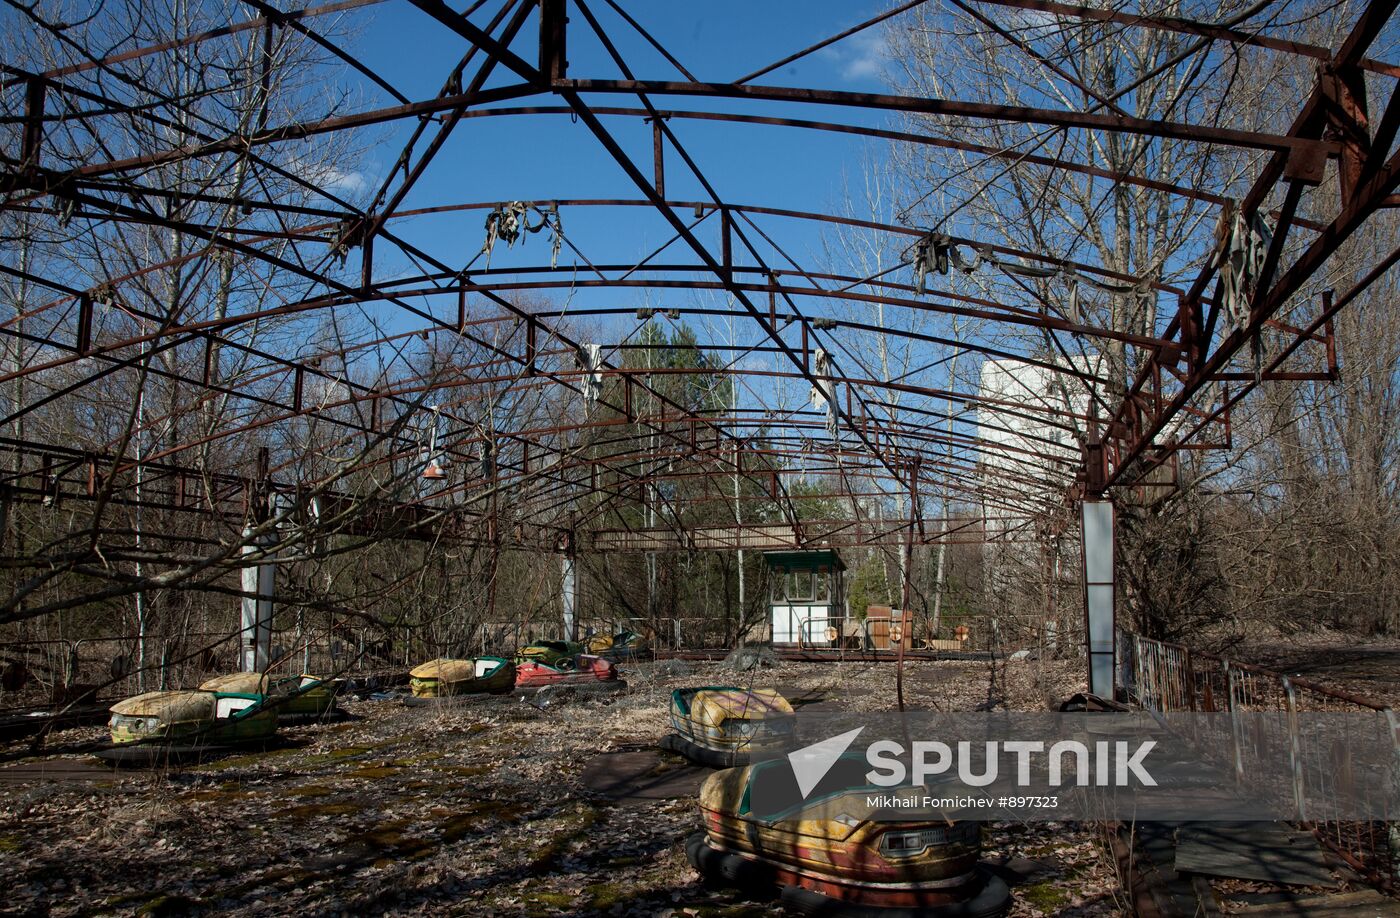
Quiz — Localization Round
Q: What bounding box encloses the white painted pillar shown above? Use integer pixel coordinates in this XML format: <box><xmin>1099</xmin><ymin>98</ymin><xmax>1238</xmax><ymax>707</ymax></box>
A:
<box><xmin>561</xmin><ymin>553</ymin><xmax>577</xmax><ymax>641</ymax></box>
<box><xmin>241</xmin><ymin>528</ymin><xmax>275</xmax><ymax>672</ymax></box>
<box><xmin>1080</xmin><ymin>499</ymin><xmax>1116</xmax><ymax>698</ymax></box>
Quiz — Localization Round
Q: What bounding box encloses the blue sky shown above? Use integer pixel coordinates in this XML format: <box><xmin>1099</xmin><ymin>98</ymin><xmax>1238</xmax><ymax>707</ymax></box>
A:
<box><xmin>338</xmin><ymin>1</ymin><xmax>902</xmax><ymax>337</ymax></box>
<box><xmin>308</xmin><ymin>0</ymin><xmax>1006</xmax><ymax>487</ymax></box>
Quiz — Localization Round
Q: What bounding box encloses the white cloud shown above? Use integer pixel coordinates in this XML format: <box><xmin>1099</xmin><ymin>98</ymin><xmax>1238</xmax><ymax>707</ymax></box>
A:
<box><xmin>322</xmin><ymin>168</ymin><xmax>369</xmax><ymax>196</ymax></box>
<box><xmin>820</xmin><ymin>30</ymin><xmax>887</xmax><ymax>84</ymax></box>
<box><xmin>281</xmin><ymin>147</ymin><xmax>376</xmax><ymax>201</ymax></box>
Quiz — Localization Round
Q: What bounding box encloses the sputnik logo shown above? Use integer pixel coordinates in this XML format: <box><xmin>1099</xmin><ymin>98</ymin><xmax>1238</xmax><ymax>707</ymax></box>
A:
<box><xmin>787</xmin><ymin>726</ymin><xmax>865</xmax><ymax>798</ymax></box>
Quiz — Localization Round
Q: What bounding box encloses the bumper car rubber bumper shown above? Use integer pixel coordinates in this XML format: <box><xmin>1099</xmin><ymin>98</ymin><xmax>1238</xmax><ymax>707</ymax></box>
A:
<box><xmin>685</xmin><ymin>831</ymin><xmax>1011</xmax><ymax>917</ymax></box>
<box><xmin>659</xmin><ymin>732</ymin><xmax>748</xmax><ymax>768</ymax></box>
<box><xmin>94</xmin><ymin>742</ymin><xmax>238</xmax><ymax>767</ymax></box>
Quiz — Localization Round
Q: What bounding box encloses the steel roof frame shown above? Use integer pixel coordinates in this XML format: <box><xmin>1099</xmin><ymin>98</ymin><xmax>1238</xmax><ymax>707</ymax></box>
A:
<box><xmin>0</xmin><ymin>0</ymin><xmax>1396</xmax><ymax>554</ymax></box>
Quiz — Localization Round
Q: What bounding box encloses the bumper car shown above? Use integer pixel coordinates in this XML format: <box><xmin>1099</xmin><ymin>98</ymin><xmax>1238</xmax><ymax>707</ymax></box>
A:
<box><xmin>514</xmin><ymin>653</ymin><xmax>622</xmax><ymax>692</ymax></box>
<box><xmin>687</xmin><ymin>761</ymin><xmax>1010</xmax><ymax>917</ymax></box>
<box><xmin>198</xmin><ymin>672</ymin><xmax>269</xmax><ymax>694</ymax></box>
<box><xmin>200</xmin><ymin>672</ymin><xmax>343</xmax><ymax>721</ymax></box>
<box><xmin>270</xmin><ymin>674</ymin><xmax>344</xmax><ymax>720</ymax></box>
<box><xmin>588</xmin><ymin>629</ymin><xmax>651</xmax><ymax>661</ymax></box>
<box><xmin>516</xmin><ymin>640</ymin><xmax>585</xmax><ymax>668</ymax></box>
<box><xmin>97</xmin><ymin>689</ymin><xmax>278</xmax><ymax>765</ymax></box>
<box><xmin>660</xmin><ymin>686</ymin><xmax>794</xmax><ymax>768</ymax></box>
<box><xmin>407</xmin><ymin>656</ymin><xmax>515</xmax><ymax>703</ymax></box>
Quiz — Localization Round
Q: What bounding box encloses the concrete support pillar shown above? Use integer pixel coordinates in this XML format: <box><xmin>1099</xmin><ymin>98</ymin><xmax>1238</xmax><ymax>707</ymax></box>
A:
<box><xmin>241</xmin><ymin>528</ymin><xmax>275</xmax><ymax>672</ymax></box>
<box><xmin>561</xmin><ymin>553</ymin><xmax>577</xmax><ymax>642</ymax></box>
<box><xmin>1080</xmin><ymin>499</ymin><xmax>1116</xmax><ymax>698</ymax></box>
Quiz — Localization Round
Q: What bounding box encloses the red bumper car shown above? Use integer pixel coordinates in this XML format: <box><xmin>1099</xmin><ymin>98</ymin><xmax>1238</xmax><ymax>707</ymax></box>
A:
<box><xmin>514</xmin><ymin>654</ymin><xmax>624</xmax><ymax>692</ymax></box>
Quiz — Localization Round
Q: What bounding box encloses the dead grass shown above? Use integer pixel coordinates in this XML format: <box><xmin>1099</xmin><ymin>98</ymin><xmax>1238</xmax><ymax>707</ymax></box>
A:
<box><xmin>0</xmin><ymin>659</ymin><xmax>1118</xmax><ymax>917</ymax></box>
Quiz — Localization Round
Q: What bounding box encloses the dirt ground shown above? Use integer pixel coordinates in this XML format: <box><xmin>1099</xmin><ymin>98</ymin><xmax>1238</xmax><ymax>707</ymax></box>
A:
<box><xmin>1191</xmin><ymin>626</ymin><xmax>1400</xmax><ymax>707</ymax></box>
<box><xmin>0</xmin><ymin>658</ymin><xmax>1125</xmax><ymax>917</ymax></box>
<box><xmin>1232</xmin><ymin>641</ymin><xmax>1400</xmax><ymax>708</ymax></box>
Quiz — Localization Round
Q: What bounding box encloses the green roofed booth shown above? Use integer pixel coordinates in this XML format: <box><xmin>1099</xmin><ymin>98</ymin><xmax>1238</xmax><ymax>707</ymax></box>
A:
<box><xmin>763</xmin><ymin>550</ymin><xmax>846</xmax><ymax>647</ymax></box>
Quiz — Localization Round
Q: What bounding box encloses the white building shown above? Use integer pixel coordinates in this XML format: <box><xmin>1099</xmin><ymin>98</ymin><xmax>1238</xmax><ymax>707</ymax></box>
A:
<box><xmin>975</xmin><ymin>355</ymin><xmax>1102</xmax><ymax>612</ymax></box>
<box><xmin>976</xmin><ymin>356</ymin><xmax>1099</xmax><ymax>526</ymax></box>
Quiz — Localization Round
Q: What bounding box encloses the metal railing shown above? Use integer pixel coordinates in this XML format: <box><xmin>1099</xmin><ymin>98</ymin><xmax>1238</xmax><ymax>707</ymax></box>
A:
<box><xmin>0</xmin><ymin>628</ymin><xmax>407</xmax><ymax>707</ymax></box>
<box><xmin>1117</xmin><ymin>628</ymin><xmax>1400</xmax><ymax>889</ymax></box>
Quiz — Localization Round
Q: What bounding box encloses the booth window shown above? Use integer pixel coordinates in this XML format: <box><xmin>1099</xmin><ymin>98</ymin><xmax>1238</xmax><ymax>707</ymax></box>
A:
<box><xmin>784</xmin><ymin>570</ymin><xmax>815</xmax><ymax>601</ymax></box>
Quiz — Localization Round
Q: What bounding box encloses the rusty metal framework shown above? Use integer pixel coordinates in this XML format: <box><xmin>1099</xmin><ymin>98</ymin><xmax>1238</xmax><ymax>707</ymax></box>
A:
<box><xmin>0</xmin><ymin>0</ymin><xmax>1397</xmax><ymax>565</ymax></box>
